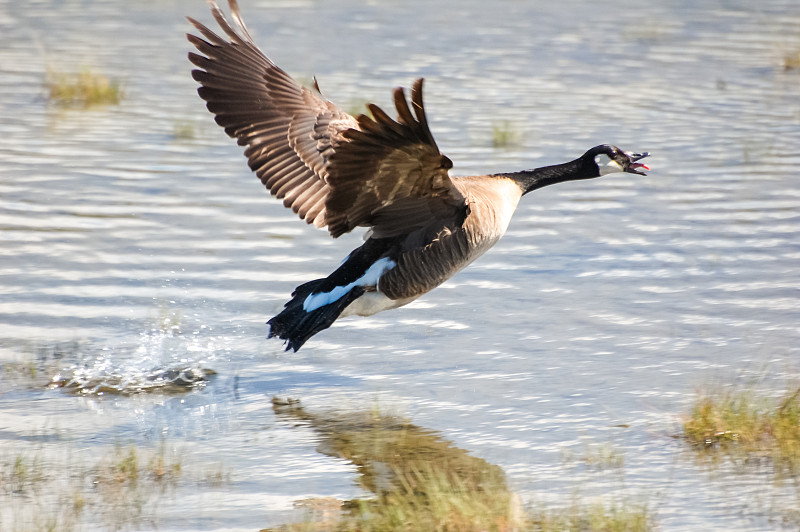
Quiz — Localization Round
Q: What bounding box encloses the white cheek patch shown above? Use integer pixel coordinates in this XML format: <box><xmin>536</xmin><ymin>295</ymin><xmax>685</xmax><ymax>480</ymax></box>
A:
<box><xmin>302</xmin><ymin>257</ymin><xmax>396</xmax><ymax>312</ymax></box>
<box><xmin>595</xmin><ymin>154</ymin><xmax>624</xmax><ymax>176</ymax></box>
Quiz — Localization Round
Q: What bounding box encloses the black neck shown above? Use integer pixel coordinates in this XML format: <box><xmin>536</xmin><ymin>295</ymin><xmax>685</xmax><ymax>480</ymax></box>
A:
<box><xmin>499</xmin><ymin>157</ymin><xmax>597</xmax><ymax>195</ymax></box>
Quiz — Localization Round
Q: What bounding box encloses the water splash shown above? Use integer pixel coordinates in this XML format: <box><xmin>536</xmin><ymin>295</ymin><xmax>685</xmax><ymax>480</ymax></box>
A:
<box><xmin>48</xmin><ymin>320</ymin><xmax>220</xmax><ymax>395</ymax></box>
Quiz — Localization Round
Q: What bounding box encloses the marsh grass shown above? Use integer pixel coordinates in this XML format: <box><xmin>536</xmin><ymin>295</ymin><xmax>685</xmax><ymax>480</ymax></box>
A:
<box><xmin>349</xmin><ymin>462</ymin><xmax>520</xmax><ymax>531</ymax></box>
<box><xmin>265</xmin><ymin>465</ymin><xmax>520</xmax><ymax>531</ymax></box>
<box><xmin>582</xmin><ymin>445</ymin><xmax>625</xmax><ymax>470</ymax></box>
<box><xmin>0</xmin><ymin>360</ymin><xmax>41</xmax><ymax>387</ymax></box>
<box><xmin>562</xmin><ymin>441</ymin><xmax>626</xmax><ymax>471</ymax></box>
<box><xmin>0</xmin><ymin>340</ymin><xmax>81</xmax><ymax>393</ymax></box>
<box><xmin>492</xmin><ymin>121</ymin><xmax>520</xmax><ymax>148</ymax></box>
<box><xmin>85</xmin><ymin>443</ymin><xmax>183</xmax><ymax>529</ymax></box>
<box><xmin>264</xmin><ymin>399</ymin><xmax>655</xmax><ymax>532</ymax></box>
<box><xmin>267</xmin><ymin>472</ymin><xmax>653</xmax><ymax>532</ymax></box>
<box><xmin>783</xmin><ymin>49</ymin><xmax>800</xmax><ymax>70</ymax></box>
<box><xmin>45</xmin><ymin>67</ymin><xmax>123</xmax><ymax>107</ymax></box>
<box><xmin>2</xmin><ymin>454</ymin><xmax>46</xmax><ymax>495</ymax></box>
<box><xmin>96</xmin><ymin>443</ymin><xmax>182</xmax><ymax>488</ymax></box>
<box><xmin>527</xmin><ymin>497</ymin><xmax>652</xmax><ymax>532</ymax></box>
<box><xmin>199</xmin><ymin>462</ymin><xmax>232</xmax><ymax>487</ymax></box>
<box><xmin>172</xmin><ymin>120</ymin><xmax>196</xmax><ymax>141</ymax></box>
<box><xmin>683</xmin><ymin>384</ymin><xmax>800</xmax><ymax>476</ymax></box>
<box><xmin>0</xmin><ymin>439</ymin><xmax>212</xmax><ymax>532</ymax></box>
<box><xmin>263</xmin><ymin>398</ymin><xmax>520</xmax><ymax>531</ymax></box>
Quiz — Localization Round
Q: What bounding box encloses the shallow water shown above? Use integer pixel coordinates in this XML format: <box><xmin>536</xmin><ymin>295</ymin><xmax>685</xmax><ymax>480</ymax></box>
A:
<box><xmin>1</xmin><ymin>0</ymin><xmax>800</xmax><ymax>529</ymax></box>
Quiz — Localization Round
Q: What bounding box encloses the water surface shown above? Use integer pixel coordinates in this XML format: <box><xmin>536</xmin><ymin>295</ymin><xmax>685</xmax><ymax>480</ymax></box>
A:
<box><xmin>1</xmin><ymin>0</ymin><xmax>800</xmax><ymax>529</ymax></box>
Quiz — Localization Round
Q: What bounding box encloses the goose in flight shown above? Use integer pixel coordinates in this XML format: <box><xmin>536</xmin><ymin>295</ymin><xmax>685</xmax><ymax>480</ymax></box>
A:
<box><xmin>187</xmin><ymin>0</ymin><xmax>650</xmax><ymax>352</ymax></box>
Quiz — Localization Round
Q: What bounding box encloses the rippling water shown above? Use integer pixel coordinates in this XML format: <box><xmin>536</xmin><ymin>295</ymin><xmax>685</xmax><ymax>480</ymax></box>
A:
<box><xmin>1</xmin><ymin>0</ymin><xmax>800</xmax><ymax>529</ymax></box>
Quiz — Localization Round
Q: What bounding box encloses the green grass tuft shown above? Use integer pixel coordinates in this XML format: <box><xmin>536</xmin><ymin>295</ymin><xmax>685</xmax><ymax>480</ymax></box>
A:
<box><xmin>492</xmin><ymin>121</ymin><xmax>520</xmax><ymax>148</ymax></box>
<box><xmin>6</xmin><ymin>454</ymin><xmax>46</xmax><ymax>494</ymax></box>
<box><xmin>45</xmin><ymin>67</ymin><xmax>123</xmax><ymax>107</ymax></box>
<box><xmin>683</xmin><ymin>384</ymin><xmax>800</xmax><ymax>476</ymax></box>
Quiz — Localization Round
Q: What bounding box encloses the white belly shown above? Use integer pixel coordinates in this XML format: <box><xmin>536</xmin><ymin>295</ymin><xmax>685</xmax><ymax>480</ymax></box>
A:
<box><xmin>340</xmin><ymin>291</ymin><xmax>418</xmax><ymax>317</ymax></box>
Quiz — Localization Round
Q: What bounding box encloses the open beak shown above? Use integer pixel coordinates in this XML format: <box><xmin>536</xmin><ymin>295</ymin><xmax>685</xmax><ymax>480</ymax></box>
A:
<box><xmin>625</xmin><ymin>151</ymin><xmax>650</xmax><ymax>175</ymax></box>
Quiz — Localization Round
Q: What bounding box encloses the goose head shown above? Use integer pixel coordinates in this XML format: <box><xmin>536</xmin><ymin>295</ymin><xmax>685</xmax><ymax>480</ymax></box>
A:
<box><xmin>587</xmin><ymin>144</ymin><xmax>650</xmax><ymax>176</ymax></box>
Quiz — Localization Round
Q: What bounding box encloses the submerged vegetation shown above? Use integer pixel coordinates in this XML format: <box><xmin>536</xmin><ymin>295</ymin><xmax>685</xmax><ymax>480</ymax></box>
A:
<box><xmin>45</xmin><ymin>67</ymin><xmax>124</xmax><ymax>107</ymax></box>
<box><xmin>0</xmin><ymin>441</ymin><xmax>200</xmax><ymax>531</ymax></box>
<box><xmin>683</xmin><ymin>384</ymin><xmax>800</xmax><ymax>476</ymax></box>
<box><xmin>527</xmin><ymin>498</ymin><xmax>652</xmax><ymax>532</ymax></box>
<box><xmin>263</xmin><ymin>398</ymin><xmax>654</xmax><ymax>532</ymax></box>
<box><xmin>562</xmin><ymin>441</ymin><xmax>626</xmax><ymax>471</ymax></box>
<box><xmin>0</xmin><ymin>340</ymin><xmax>81</xmax><ymax>393</ymax></box>
<box><xmin>172</xmin><ymin>120</ymin><xmax>197</xmax><ymax>141</ymax></box>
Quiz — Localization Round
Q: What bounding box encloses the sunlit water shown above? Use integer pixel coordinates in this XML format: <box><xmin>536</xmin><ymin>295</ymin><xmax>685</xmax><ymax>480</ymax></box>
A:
<box><xmin>1</xmin><ymin>0</ymin><xmax>800</xmax><ymax>529</ymax></box>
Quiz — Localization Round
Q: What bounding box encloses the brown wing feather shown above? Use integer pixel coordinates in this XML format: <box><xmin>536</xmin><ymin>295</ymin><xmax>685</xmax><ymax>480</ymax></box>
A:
<box><xmin>325</xmin><ymin>79</ymin><xmax>463</xmax><ymax>238</ymax></box>
<box><xmin>188</xmin><ymin>1</ymin><xmax>464</xmax><ymax>239</ymax></box>
<box><xmin>187</xmin><ymin>1</ymin><xmax>357</xmax><ymax>229</ymax></box>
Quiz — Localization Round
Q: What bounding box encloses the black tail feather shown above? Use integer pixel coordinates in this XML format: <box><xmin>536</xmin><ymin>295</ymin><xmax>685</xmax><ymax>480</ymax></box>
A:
<box><xmin>267</xmin><ymin>238</ymin><xmax>397</xmax><ymax>351</ymax></box>
<box><xmin>268</xmin><ymin>280</ymin><xmax>366</xmax><ymax>352</ymax></box>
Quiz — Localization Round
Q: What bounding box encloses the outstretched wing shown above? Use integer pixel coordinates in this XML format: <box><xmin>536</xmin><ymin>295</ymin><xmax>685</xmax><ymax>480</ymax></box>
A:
<box><xmin>187</xmin><ymin>1</ymin><xmax>465</xmax><ymax>238</ymax></box>
<box><xmin>325</xmin><ymin>79</ymin><xmax>465</xmax><ymax>238</ymax></box>
<box><xmin>187</xmin><ymin>0</ymin><xmax>353</xmax><ymax>228</ymax></box>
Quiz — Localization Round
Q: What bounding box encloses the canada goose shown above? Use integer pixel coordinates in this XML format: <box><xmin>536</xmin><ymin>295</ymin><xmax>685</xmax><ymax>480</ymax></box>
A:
<box><xmin>187</xmin><ymin>1</ymin><xmax>650</xmax><ymax>352</ymax></box>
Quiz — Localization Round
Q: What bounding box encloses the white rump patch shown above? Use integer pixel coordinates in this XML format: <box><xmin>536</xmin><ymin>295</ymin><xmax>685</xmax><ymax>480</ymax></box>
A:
<box><xmin>302</xmin><ymin>257</ymin><xmax>396</xmax><ymax>312</ymax></box>
<box><xmin>595</xmin><ymin>154</ymin><xmax>624</xmax><ymax>176</ymax></box>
